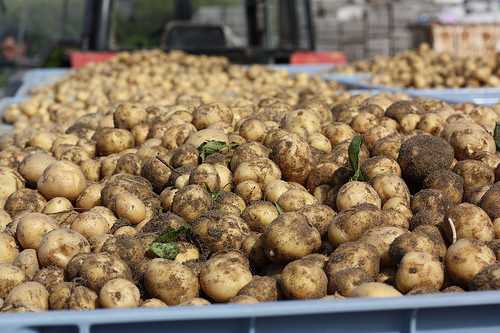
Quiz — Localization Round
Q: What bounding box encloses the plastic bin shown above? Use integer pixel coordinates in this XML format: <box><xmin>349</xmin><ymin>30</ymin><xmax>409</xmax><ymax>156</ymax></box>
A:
<box><xmin>322</xmin><ymin>73</ymin><xmax>500</xmax><ymax>105</ymax></box>
<box><xmin>15</xmin><ymin>69</ymin><xmax>70</xmax><ymax>97</ymax></box>
<box><xmin>1</xmin><ymin>291</ymin><xmax>500</xmax><ymax>333</ymax></box>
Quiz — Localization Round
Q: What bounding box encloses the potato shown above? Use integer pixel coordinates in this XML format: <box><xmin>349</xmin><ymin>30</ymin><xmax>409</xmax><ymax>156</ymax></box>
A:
<box><xmin>141</xmin><ymin>157</ymin><xmax>172</xmax><ymax>193</ymax></box>
<box><xmin>328</xmin><ymin>204</ymin><xmax>386</xmax><ymax>246</ymax></box>
<box><xmin>43</xmin><ymin>197</ymin><xmax>73</xmax><ymax>214</ymax></box>
<box><xmin>13</xmin><ymin>249</ymin><xmax>39</xmax><ymax>279</ymax></box>
<box><xmin>361</xmin><ymin>156</ymin><xmax>401</xmax><ymax>180</ymax></box>
<box><xmin>4</xmin><ymin>189</ymin><xmax>46</xmax><ymax>217</ymax></box>
<box><xmin>49</xmin><ymin>282</ymin><xmax>98</xmax><ymax>310</ymax></box>
<box><xmin>75</xmin><ymin>183</ymin><xmax>104</xmax><ymax>210</ymax></box>
<box><xmin>371</xmin><ymin>134</ymin><xmax>402</xmax><ymax>160</ymax></box>
<box><xmin>270</xmin><ymin>136</ymin><xmax>311</xmax><ymax>185</ymax></box>
<box><xmin>281</xmin><ymin>258</ymin><xmax>327</xmax><ymax>299</ymax></box>
<box><xmin>172</xmin><ymin>184</ymin><xmax>212</xmax><ymax>222</ymax></box>
<box><xmin>389</xmin><ymin>232</ymin><xmax>438</xmax><ymax>264</ymax></box>
<box><xmin>264</xmin><ymin>212</ymin><xmax>321</xmax><ymax>262</ymax></box>
<box><xmin>300</xmin><ymin>204</ymin><xmax>336</xmax><ymax>237</ymax></box>
<box><xmin>277</xmin><ymin>189</ymin><xmax>318</xmax><ymax>212</ymax></box>
<box><xmin>350</xmin><ymin>282</ymin><xmax>402</xmax><ymax>298</ymax></box>
<box><xmin>370</xmin><ymin>174</ymin><xmax>410</xmax><ymax>205</ymax></box>
<box><xmin>423</xmin><ymin>169</ymin><xmax>464</xmax><ymax>205</ymax></box>
<box><xmin>241</xmin><ymin>201</ymin><xmax>279</xmax><ymax>233</ymax></box>
<box><xmin>99</xmin><ymin>278</ymin><xmax>140</xmax><ymax>308</ymax></box>
<box><xmin>185</xmin><ymin>128</ymin><xmax>228</xmax><ymax>148</ymax></box>
<box><xmin>395</xmin><ymin>252</ymin><xmax>444</xmax><ymax>293</ymax></box>
<box><xmin>113</xmin><ymin>103</ymin><xmax>147</xmax><ymax>130</ymax></box>
<box><xmin>37</xmin><ymin>228</ymin><xmax>90</xmax><ymax>268</ymax></box>
<box><xmin>444</xmin><ymin>203</ymin><xmax>494</xmax><ymax>242</ymax></box>
<box><xmin>113</xmin><ymin>192</ymin><xmax>146</xmax><ymax>225</ymax></box>
<box><xmin>361</xmin><ymin>226</ymin><xmax>407</xmax><ymax>267</ymax></box>
<box><xmin>37</xmin><ymin>161</ymin><xmax>87</xmax><ymax>201</ymax></box>
<box><xmin>141</xmin><ymin>298</ymin><xmax>168</xmax><ymax>308</ymax></box>
<box><xmin>191</xmin><ymin>210</ymin><xmax>250</xmax><ymax>253</ymax></box>
<box><xmin>0</xmin><ymin>233</ymin><xmax>19</xmax><ymax>264</ymax></box>
<box><xmin>199</xmin><ymin>252</ymin><xmax>252</xmax><ymax>302</ymax></box>
<box><xmin>264</xmin><ymin>180</ymin><xmax>292</xmax><ymax>203</ymax></box>
<box><xmin>328</xmin><ymin>268</ymin><xmax>374</xmax><ymax>296</ymax></box>
<box><xmin>89</xmin><ymin>206</ymin><xmax>117</xmax><ymax>229</ymax></box>
<box><xmin>33</xmin><ymin>266</ymin><xmax>64</xmax><ymax>293</ymax></box>
<box><xmin>233</xmin><ymin>158</ymin><xmax>281</xmax><ymax>186</ymax></box>
<box><xmin>114</xmin><ymin>153</ymin><xmax>142</xmax><ymax>175</ymax></box>
<box><xmin>18</xmin><ymin>153</ymin><xmax>55</xmax><ymax>185</ymax></box>
<box><xmin>445</xmin><ymin>239</ymin><xmax>496</xmax><ymax>287</ymax></box>
<box><xmin>235</xmin><ymin>180</ymin><xmax>262</xmax><ymax>204</ymax></box>
<box><xmin>398</xmin><ymin>134</ymin><xmax>454</xmax><ymax>186</ymax></box>
<box><xmin>71</xmin><ymin>211</ymin><xmax>111</xmax><ymax>239</ymax></box>
<box><xmin>326</xmin><ymin>241</ymin><xmax>380</xmax><ymax>278</ymax></box>
<box><xmin>5</xmin><ymin>281</ymin><xmax>49</xmax><ymax>311</ymax></box>
<box><xmin>229</xmin><ymin>295</ymin><xmax>259</xmax><ymax>304</ymax></box>
<box><xmin>16</xmin><ymin>212</ymin><xmax>58</xmax><ymax>249</ymax></box>
<box><xmin>179</xmin><ymin>297</ymin><xmax>210</xmax><ymax>306</ymax></box>
<box><xmin>95</xmin><ymin>128</ymin><xmax>135</xmax><ymax>156</ymax></box>
<box><xmin>469</xmin><ymin>263</ymin><xmax>500</xmax><ymax>291</ymax></box>
<box><xmin>411</xmin><ymin>189</ymin><xmax>450</xmax><ymax>216</ymax></box>
<box><xmin>323</xmin><ymin>123</ymin><xmax>356</xmax><ymax>146</ymax></box>
<box><xmin>336</xmin><ymin>181</ymin><xmax>381</xmax><ymax>211</ymax></box>
<box><xmin>78</xmin><ymin>253</ymin><xmax>132</xmax><ymax>291</ymax></box>
<box><xmin>480</xmin><ymin>182</ymin><xmax>500</xmax><ymax>219</ymax></box>
<box><xmin>144</xmin><ymin>258</ymin><xmax>199</xmax><ymax>305</ymax></box>
<box><xmin>449</xmin><ymin>127</ymin><xmax>495</xmax><ymax>160</ymax></box>
<box><xmin>0</xmin><ymin>264</ymin><xmax>26</xmax><ymax>298</ymax></box>
<box><xmin>0</xmin><ymin>209</ymin><xmax>11</xmax><ymax>232</ymax></box>
<box><xmin>237</xmin><ymin>276</ymin><xmax>279</xmax><ymax>302</ymax></box>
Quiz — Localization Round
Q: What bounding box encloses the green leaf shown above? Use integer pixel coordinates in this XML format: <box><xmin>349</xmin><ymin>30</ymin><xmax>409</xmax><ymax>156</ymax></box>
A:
<box><xmin>203</xmin><ymin>183</ymin><xmax>223</xmax><ymax>202</ymax></box>
<box><xmin>197</xmin><ymin>140</ymin><xmax>239</xmax><ymax>162</ymax></box>
<box><xmin>149</xmin><ymin>242</ymin><xmax>179</xmax><ymax>260</ymax></box>
<box><xmin>274</xmin><ymin>202</ymin><xmax>284</xmax><ymax>215</ymax></box>
<box><xmin>348</xmin><ymin>135</ymin><xmax>366</xmax><ymax>181</ymax></box>
<box><xmin>156</xmin><ymin>225</ymin><xmax>191</xmax><ymax>243</ymax></box>
<box><xmin>495</xmin><ymin>122</ymin><xmax>500</xmax><ymax>151</ymax></box>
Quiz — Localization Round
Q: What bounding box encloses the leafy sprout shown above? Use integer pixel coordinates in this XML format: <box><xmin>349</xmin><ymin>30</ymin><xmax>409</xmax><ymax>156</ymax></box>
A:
<box><xmin>348</xmin><ymin>135</ymin><xmax>366</xmax><ymax>182</ymax></box>
<box><xmin>149</xmin><ymin>225</ymin><xmax>191</xmax><ymax>260</ymax></box>
<box><xmin>197</xmin><ymin>140</ymin><xmax>239</xmax><ymax>162</ymax></box>
<box><xmin>274</xmin><ymin>202</ymin><xmax>284</xmax><ymax>215</ymax></box>
<box><xmin>204</xmin><ymin>183</ymin><xmax>223</xmax><ymax>203</ymax></box>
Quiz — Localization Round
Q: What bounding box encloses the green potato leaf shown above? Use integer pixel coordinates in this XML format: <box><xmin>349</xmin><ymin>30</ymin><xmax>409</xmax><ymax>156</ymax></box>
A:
<box><xmin>149</xmin><ymin>242</ymin><xmax>179</xmax><ymax>260</ymax></box>
<box><xmin>197</xmin><ymin>140</ymin><xmax>239</xmax><ymax>162</ymax></box>
<box><xmin>348</xmin><ymin>135</ymin><xmax>366</xmax><ymax>181</ymax></box>
<box><xmin>156</xmin><ymin>225</ymin><xmax>191</xmax><ymax>243</ymax></box>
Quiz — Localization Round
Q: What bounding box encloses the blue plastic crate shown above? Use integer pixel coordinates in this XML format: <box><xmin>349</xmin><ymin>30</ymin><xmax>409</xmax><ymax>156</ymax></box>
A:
<box><xmin>15</xmin><ymin>68</ymin><xmax>70</xmax><ymax>97</ymax></box>
<box><xmin>1</xmin><ymin>291</ymin><xmax>500</xmax><ymax>333</ymax></box>
<box><xmin>322</xmin><ymin>73</ymin><xmax>500</xmax><ymax>105</ymax></box>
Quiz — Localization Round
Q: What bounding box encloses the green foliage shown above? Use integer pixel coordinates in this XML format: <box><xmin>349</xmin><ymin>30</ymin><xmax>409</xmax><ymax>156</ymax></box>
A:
<box><xmin>149</xmin><ymin>225</ymin><xmax>191</xmax><ymax>259</ymax></box>
<box><xmin>274</xmin><ymin>202</ymin><xmax>284</xmax><ymax>215</ymax></box>
<box><xmin>197</xmin><ymin>140</ymin><xmax>238</xmax><ymax>162</ymax></box>
<box><xmin>348</xmin><ymin>135</ymin><xmax>366</xmax><ymax>182</ymax></box>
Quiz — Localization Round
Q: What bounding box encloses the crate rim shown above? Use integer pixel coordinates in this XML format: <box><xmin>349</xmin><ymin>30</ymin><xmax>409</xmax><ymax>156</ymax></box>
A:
<box><xmin>1</xmin><ymin>291</ymin><xmax>500</xmax><ymax>326</ymax></box>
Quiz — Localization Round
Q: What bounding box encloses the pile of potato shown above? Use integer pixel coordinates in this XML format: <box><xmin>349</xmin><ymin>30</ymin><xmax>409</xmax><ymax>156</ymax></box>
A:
<box><xmin>0</xmin><ymin>50</ymin><xmax>500</xmax><ymax>313</ymax></box>
<box><xmin>340</xmin><ymin>44</ymin><xmax>500</xmax><ymax>88</ymax></box>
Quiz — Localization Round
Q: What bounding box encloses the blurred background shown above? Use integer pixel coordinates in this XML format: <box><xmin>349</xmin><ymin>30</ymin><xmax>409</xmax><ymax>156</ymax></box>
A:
<box><xmin>1</xmin><ymin>0</ymin><xmax>499</xmax><ymax>96</ymax></box>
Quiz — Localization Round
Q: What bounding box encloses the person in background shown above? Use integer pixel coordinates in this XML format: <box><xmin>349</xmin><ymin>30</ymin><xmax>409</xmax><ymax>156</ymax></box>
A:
<box><xmin>1</xmin><ymin>35</ymin><xmax>25</xmax><ymax>62</ymax></box>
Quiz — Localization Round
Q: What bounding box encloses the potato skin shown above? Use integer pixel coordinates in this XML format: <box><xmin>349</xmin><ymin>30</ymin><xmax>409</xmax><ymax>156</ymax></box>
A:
<box><xmin>0</xmin><ymin>264</ymin><xmax>26</xmax><ymax>298</ymax></box>
<box><xmin>5</xmin><ymin>281</ymin><xmax>49</xmax><ymax>311</ymax></box>
<box><xmin>328</xmin><ymin>268</ymin><xmax>374</xmax><ymax>296</ymax></box>
<box><xmin>270</xmin><ymin>135</ymin><xmax>312</xmax><ymax>185</ymax></box>
<box><xmin>237</xmin><ymin>276</ymin><xmax>279</xmax><ymax>302</ymax></box>
<box><xmin>49</xmin><ymin>282</ymin><xmax>98</xmax><ymax>310</ymax></box>
<box><xmin>445</xmin><ymin>239</ymin><xmax>496</xmax><ymax>287</ymax></box>
<box><xmin>263</xmin><ymin>212</ymin><xmax>321</xmax><ymax>262</ymax></box>
<box><xmin>395</xmin><ymin>252</ymin><xmax>444</xmax><ymax>293</ymax></box>
<box><xmin>423</xmin><ymin>169</ymin><xmax>464</xmax><ymax>205</ymax></box>
<box><xmin>172</xmin><ymin>185</ymin><xmax>212</xmax><ymax>222</ymax></box>
<box><xmin>0</xmin><ymin>233</ymin><xmax>20</xmax><ymax>264</ymax></box>
<box><xmin>144</xmin><ymin>259</ymin><xmax>199</xmax><ymax>305</ymax></box>
<box><xmin>480</xmin><ymin>182</ymin><xmax>500</xmax><ymax>219</ymax></box>
<box><xmin>37</xmin><ymin>229</ymin><xmax>91</xmax><ymax>269</ymax></box>
<box><xmin>350</xmin><ymin>282</ymin><xmax>402</xmax><ymax>298</ymax></box>
<box><xmin>336</xmin><ymin>181</ymin><xmax>381</xmax><ymax>212</ymax></box>
<box><xmin>37</xmin><ymin>161</ymin><xmax>87</xmax><ymax>201</ymax></box>
<box><xmin>326</xmin><ymin>241</ymin><xmax>380</xmax><ymax>278</ymax></box>
<box><xmin>99</xmin><ymin>278</ymin><xmax>140</xmax><ymax>308</ymax></box>
<box><xmin>281</xmin><ymin>258</ymin><xmax>327</xmax><ymax>299</ymax></box>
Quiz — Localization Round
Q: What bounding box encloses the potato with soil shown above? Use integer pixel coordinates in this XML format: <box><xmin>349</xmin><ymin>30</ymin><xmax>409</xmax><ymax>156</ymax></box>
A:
<box><xmin>398</xmin><ymin>134</ymin><xmax>454</xmax><ymax>186</ymax></box>
<box><xmin>16</xmin><ymin>213</ymin><xmax>58</xmax><ymax>250</ymax></box>
<box><xmin>469</xmin><ymin>263</ymin><xmax>500</xmax><ymax>291</ymax></box>
<box><xmin>328</xmin><ymin>204</ymin><xmax>386</xmax><ymax>247</ymax></box>
<box><xmin>4</xmin><ymin>281</ymin><xmax>49</xmax><ymax>311</ymax></box>
<box><xmin>300</xmin><ymin>204</ymin><xmax>336</xmax><ymax>237</ymax></box>
<box><xmin>263</xmin><ymin>212</ymin><xmax>321</xmax><ymax>262</ymax></box>
<box><xmin>454</xmin><ymin>160</ymin><xmax>494</xmax><ymax>197</ymax></box>
<box><xmin>281</xmin><ymin>258</ymin><xmax>327</xmax><ymax>299</ymax></box>
<box><xmin>361</xmin><ymin>156</ymin><xmax>401</xmax><ymax>180</ymax></box>
<box><xmin>192</xmin><ymin>210</ymin><xmax>250</xmax><ymax>253</ymax></box>
<box><xmin>241</xmin><ymin>201</ymin><xmax>279</xmax><ymax>233</ymax></box>
<box><xmin>171</xmin><ymin>184</ymin><xmax>212</xmax><ymax>223</ymax></box>
<box><xmin>144</xmin><ymin>258</ymin><xmax>199</xmax><ymax>305</ymax></box>
<box><xmin>336</xmin><ymin>181</ymin><xmax>381</xmax><ymax>212</ymax></box>
<box><xmin>71</xmin><ymin>211</ymin><xmax>111</xmax><ymax>239</ymax></box>
<box><xmin>237</xmin><ymin>276</ymin><xmax>279</xmax><ymax>302</ymax></box>
<box><xmin>13</xmin><ymin>249</ymin><xmax>39</xmax><ymax>279</ymax></box>
<box><xmin>423</xmin><ymin>169</ymin><xmax>464</xmax><ymax>205</ymax></box>
<box><xmin>141</xmin><ymin>157</ymin><xmax>172</xmax><ymax>193</ymax></box>
<box><xmin>389</xmin><ymin>231</ymin><xmax>440</xmax><ymax>264</ymax></box>
<box><xmin>444</xmin><ymin>203</ymin><xmax>494</xmax><ymax>242</ymax></box>
<box><xmin>4</xmin><ymin>189</ymin><xmax>46</xmax><ymax>217</ymax></box>
<box><xmin>99</xmin><ymin>278</ymin><xmax>140</xmax><ymax>308</ymax></box>
<box><xmin>233</xmin><ymin>157</ymin><xmax>281</xmax><ymax>186</ymax></box>
<box><xmin>277</xmin><ymin>188</ymin><xmax>318</xmax><ymax>212</ymax></box>
<box><xmin>361</xmin><ymin>226</ymin><xmax>407</xmax><ymax>267</ymax></box>
<box><xmin>77</xmin><ymin>253</ymin><xmax>132</xmax><ymax>291</ymax></box>
<box><xmin>445</xmin><ymin>239</ymin><xmax>496</xmax><ymax>287</ymax></box>
<box><xmin>49</xmin><ymin>282</ymin><xmax>98</xmax><ymax>310</ymax></box>
<box><xmin>395</xmin><ymin>252</ymin><xmax>444</xmax><ymax>293</ymax></box>
<box><xmin>326</xmin><ymin>241</ymin><xmax>380</xmax><ymax>279</ymax></box>
<box><xmin>37</xmin><ymin>229</ymin><xmax>90</xmax><ymax>269</ymax></box>
<box><xmin>269</xmin><ymin>135</ymin><xmax>311</xmax><ymax>185</ymax></box>
<box><xmin>37</xmin><ymin>161</ymin><xmax>87</xmax><ymax>201</ymax></box>
<box><xmin>0</xmin><ymin>233</ymin><xmax>19</xmax><ymax>264</ymax></box>
<box><xmin>480</xmin><ymin>182</ymin><xmax>500</xmax><ymax>219</ymax></box>
<box><xmin>328</xmin><ymin>268</ymin><xmax>374</xmax><ymax>296</ymax></box>
<box><xmin>449</xmin><ymin>127</ymin><xmax>495</xmax><ymax>161</ymax></box>
<box><xmin>43</xmin><ymin>197</ymin><xmax>73</xmax><ymax>214</ymax></box>
<box><xmin>33</xmin><ymin>266</ymin><xmax>64</xmax><ymax>293</ymax></box>
<box><xmin>199</xmin><ymin>252</ymin><xmax>252</xmax><ymax>302</ymax></box>
<box><xmin>18</xmin><ymin>153</ymin><xmax>55</xmax><ymax>185</ymax></box>
<box><xmin>0</xmin><ymin>264</ymin><xmax>26</xmax><ymax>298</ymax></box>
<box><xmin>95</xmin><ymin>128</ymin><xmax>135</xmax><ymax>156</ymax></box>
<box><xmin>113</xmin><ymin>103</ymin><xmax>147</xmax><ymax>130</ymax></box>
<box><xmin>370</xmin><ymin>174</ymin><xmax>410</xmax><ymax>205</ymax></box>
